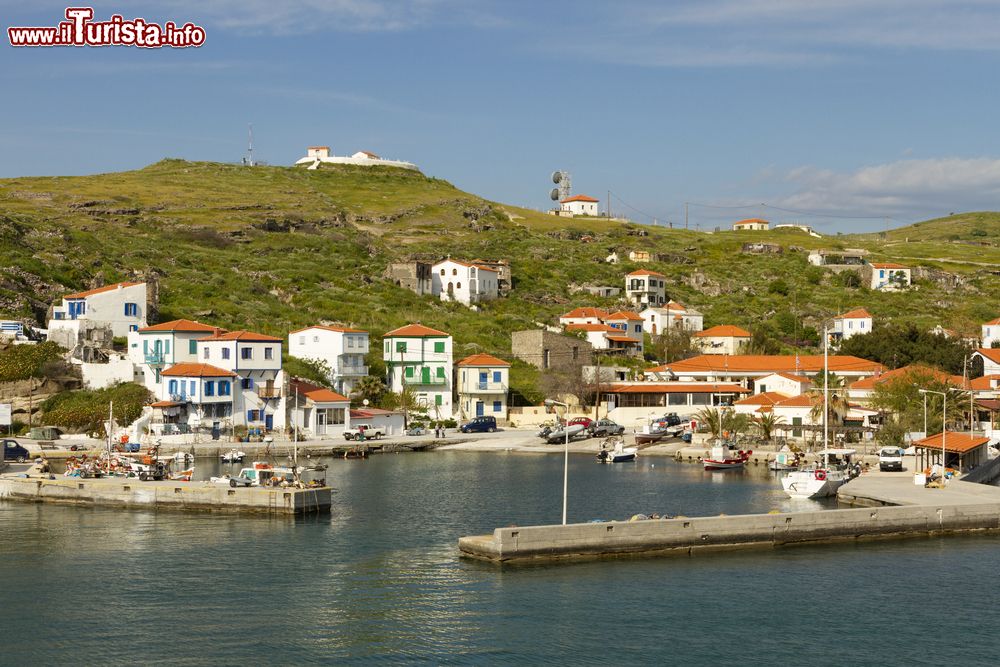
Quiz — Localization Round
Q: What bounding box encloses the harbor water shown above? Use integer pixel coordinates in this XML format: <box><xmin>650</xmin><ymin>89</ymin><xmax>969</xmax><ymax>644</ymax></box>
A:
<box><xmin>2</xmin><ymin>451</ymin><xmax>998</xmax><ymax>665</ymax></box>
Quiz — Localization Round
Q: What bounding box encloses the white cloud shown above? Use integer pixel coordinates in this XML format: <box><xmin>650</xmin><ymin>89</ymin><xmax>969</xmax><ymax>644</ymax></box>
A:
<box><xmin>777</xmin><ymin>157</ymin><xmax>1000</xmax><ymax>219</ymax></box>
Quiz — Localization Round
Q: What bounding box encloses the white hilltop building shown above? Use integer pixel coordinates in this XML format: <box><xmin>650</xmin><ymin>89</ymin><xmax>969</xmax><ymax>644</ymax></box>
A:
<box><xmin>295</xmin><ymin>145</ymin><xmax>419</xmax><ymax>171</ymax></box>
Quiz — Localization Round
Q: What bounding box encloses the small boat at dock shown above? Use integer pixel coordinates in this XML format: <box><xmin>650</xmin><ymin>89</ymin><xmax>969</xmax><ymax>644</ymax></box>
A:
<box><xmin>221</xmin><ymin>449</ymin><xmax>246</xmax><ymax>463</ymax></box>
<box><xmin>596</xmin><ymin>437</ymin><xmax>638</xmax><ymax>463</ymax></box>
<box><xmin>703</xmin><ymin>443</ymin><xmax>752</xmax><ymax>470</ymax></box>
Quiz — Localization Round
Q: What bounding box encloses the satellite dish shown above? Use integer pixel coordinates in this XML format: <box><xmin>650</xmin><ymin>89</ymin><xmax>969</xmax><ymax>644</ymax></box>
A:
<box><xmin>551</xmin><ymin>171</ymin><xmax>563</xmax><ymax>184</ymax></box>
<box><xmin>550</xmin><ymin>188</ymin><xmax>561</xmax><ymax>201</ymax></box>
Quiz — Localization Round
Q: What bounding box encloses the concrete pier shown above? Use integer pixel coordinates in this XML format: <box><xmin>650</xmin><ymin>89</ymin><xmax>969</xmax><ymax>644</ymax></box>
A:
<box><xmin>0</xmin><ymin>474</ymin><xmax>331</xmax><ymax>516</ymax></box>
<box><xmin>459</xmin><ymin>477</ymin><xmax>1000</xmax><ymax>564</ymax></box>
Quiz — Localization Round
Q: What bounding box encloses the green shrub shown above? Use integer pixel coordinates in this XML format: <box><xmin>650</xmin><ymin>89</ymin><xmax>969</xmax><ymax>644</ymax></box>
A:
<box><xmin>0</xmin><ymin>341</ymin><xmax>65</xmax><ymax>381</ymax></box>
<box><xmin>41</xmin><ymin>383</ymin><xmax>151</xmax><ymax>433</ymax></box>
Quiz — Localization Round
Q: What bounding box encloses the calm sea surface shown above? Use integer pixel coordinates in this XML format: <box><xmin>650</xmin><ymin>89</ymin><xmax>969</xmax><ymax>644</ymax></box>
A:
<box><xmin>2</xmin><ymin>451</ymin><xmax>998</xmax><ymax>665</ymax></box>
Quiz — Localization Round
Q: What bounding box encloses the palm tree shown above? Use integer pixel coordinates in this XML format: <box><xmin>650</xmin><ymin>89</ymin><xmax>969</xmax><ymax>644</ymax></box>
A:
<box><xmin>695</xmin><ymin>407</ymin><xmax>752</xmax><ymax>441</ymax></box>
<box><xmin>753</xmin><ymin>411</ymin><xmax>786</xmax><ymax>442</ymax></box>
<box><xmin>354</xmin><ymin>375</ymin><xmax>386</xmax><ymax>406</ymax></box>
<box><xmin>808</xmin><ymin>371</ymin><xmax>850</xmax><ymax>434</ymax></box>
<box><xmin>695</xmin><ymin>406</ymin><xmax>724</xmax><ymax>440</ymax></box>
<box><xmin>380</xmin><ymin>387</ymin><xmax>420</xmax><ymax>428</ymax></box>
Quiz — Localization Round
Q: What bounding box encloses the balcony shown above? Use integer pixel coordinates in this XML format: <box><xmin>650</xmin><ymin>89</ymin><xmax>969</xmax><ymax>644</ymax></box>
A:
<box><xmin>472</xmin><ymin>382</ymin><xmax>508</xmax><ymax>393</ymax></box>
<box><xmin>145</xmin><ymin>351</ymin><xmax>166</xmax><ymax>365</ymax></box>
<box><xmin>339</xmin><ymin>365</ymin><xmax>369</xmax><ymax>376</ymax></box>
<box><xmin>403</xmin><ymin>375</ymin><xmax>448</xmax><ymax>386</ymax></box>
<box><xmin>169</xmin><ymin>393</ymin><xmax>190</xmax><ymax>403</ymax></box>
<box><xmin>257</xmin><ymin>387</ymin><xmax>281</xmax><ymax>399</ymax></box>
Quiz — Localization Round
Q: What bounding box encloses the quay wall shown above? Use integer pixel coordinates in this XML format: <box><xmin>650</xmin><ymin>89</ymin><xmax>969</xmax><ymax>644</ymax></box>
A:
<box><xmin>459</xmin><ymin>504</ymin><xmax>1000</xmax><ymax>563</ymax></box>
<box><xmin>0</xmin><ymin>476</ymin><xmax>331</xmax><ymax>516</ymax></box>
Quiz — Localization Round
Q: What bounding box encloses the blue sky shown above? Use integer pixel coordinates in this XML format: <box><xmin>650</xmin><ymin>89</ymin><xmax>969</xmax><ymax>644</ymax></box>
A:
<box><xmin>3</xmin><ymin>0</ymin><xmax>1000</xmax><ymax>232</ymax></box>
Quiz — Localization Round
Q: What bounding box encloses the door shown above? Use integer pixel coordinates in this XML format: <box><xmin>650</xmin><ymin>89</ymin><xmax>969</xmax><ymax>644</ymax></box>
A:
<box><xmin>317</xmin><ymin>410</ymin><xmax>327</xmax><ymax>435</ymax></box>
<box><xmin>265</xmin><ymin>414</ymin><xmax>274</xmax><ymax>431</ymax></box>
<box><xmin>479</xmin><ymin>372</ymin><xmax>488</xmax><ymax>390</ymax></box>
<box><xmin>476</xmin><ymin>401</ymin><xmax>484</xmax><ymax>417</ymax></box>
<box><xmin>211</xmin><ymin>422</ymin><xmax>220</xmax><ymax>440</ymax></box>
<box><xmin>421</xmin><ymin>367</ymin><xmax>431</xmax><ymax>384</ymax></box>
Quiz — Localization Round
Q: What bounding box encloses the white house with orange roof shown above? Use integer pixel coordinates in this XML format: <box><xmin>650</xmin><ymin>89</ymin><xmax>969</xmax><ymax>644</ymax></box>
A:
<box><xmin>692</xmin><ymin>325</ymin><xmax>752</xmax><ymax>355</ymax></box>
<box><xmin>559</xmin><ymin>307</ymin><xmax>609</xmax><ymax>328</ymax></box>
<box><xmin>128</xmin><ymin>318</ymin><xmax>225</xmax><ymax>391</ymax></box>
<box><xmin>430</xmin><ymin>259</ymin><xmax>499</xmax><ymax>306</ymax></box>
<box><xmin>456</xmin><ymin>353</ymin><xmax>510</xmax><ymax>422</ymax></box>
<box><xmin>645</xmin><ymin>354</ymin><xmax>883</xmax><ymax>388</ymax></box>
<box><xmin>288</xmin><ymin>324</ymin><xmax>369</xmax><ymax>395</ymax></box>
<box><xmin>625</xmin><ymin>269</ymin><xmax>667</xmax><ymax>308</ymax></box>
<box><xmin>383</xmin><ymin>324</ymin><xmax>453</xmax><ymax>419</ymax></box>
<box><xmin>973</xmin><ymin>348</ymin><xmax>1000</xmax><ymax>376</ymax></box>
<box><xmin>867</xmin><ymin>262</ymin><xmax>911</xmax><ymax>291</ymax></box>
<box><xmin>604</xmin><ymin>311</ymin><xmax>644</xmax><ymax>354</ymax></box>
<box><xmin>560</xmin><ymin>194</ymin><xmax>599</xmax><ymax>216</ymax></box>
<box><xmin>640</xmin><ymin>301</ymin><xmax>704</xmax><ymax>336</ymax></box>
<box><xmin>831</xmin><ymin>308</ymin><xmax>873</xmax><ymax>345</ymax></box>
<box><xmin>767</xmin><ymin>393</ymin><xmax>878</xmax><ymax>441</ymax></box>
<box><xmin>47</xmin><ymin>281</ymin><xmax>148</xmax><ymax>345</ymax></box>
<box><xmin>753</xmin><ymin>372</ymin><xmax>812</xmax><ymax>397</ymax></box>
<box><xmin>151</xmin><ymin>362</ymin><xmax>237</xmax><ymax>436</ymax></box>
<box><xmin>731</xmin><ymin>391</ymin><xmax>790</xmax><ymax>417</ymax></box>
<box><xmin>732</xmin><ymin>218</ymin><xmax>769</xmax><ymax>231</ymax></box>
<box><xmin>197</xmin><ymin>330</ymin><xmax>285</xmax><ymax>431</ymax></box>
<box><xmin>982</xmin><ymin>318</ymin><xmax>1000</xmax><ymax>348</ymax></box>
<box><xmin>847</xmin><ymin>365</ymin><xmax>965</xmax><ymax>404</ymax></box>
<box><xmin>286</xmin><ymin>378</ymin><xmax>350</xmax><ymax>438</ymax></box>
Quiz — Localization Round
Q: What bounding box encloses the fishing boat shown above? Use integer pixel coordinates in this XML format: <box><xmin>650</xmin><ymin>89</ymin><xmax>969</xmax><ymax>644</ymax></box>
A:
<box><xmin>781</xmin><ymin>448</ymin><xmax>859</xmax><ymax>498</ymax></box>
<box><xmin>596</xmin><ymin>437</ymin><xmax>638</xmax><ymax>463</ymax></box>
<box><xmin>703</xmin><ymin>443</ymin><xmax>752</xmax><ymax>470</ymax></box>
<box><xmin>633</xmin><ymin>419</ymin><xmax>667</xmax><ymax>445</ymax></box>
<box><xmin>546</xmin><ymin>423</ymin><xmax>585</xmax><ymax>444</ymax></box>
<box><xmin>768</xmin><ymin>451</ymin><xmax>801</xmax><ymax>471</ymax></box>
<box><xmin>221</xmin><ymin>449</ymin><xmax>246</xmax><ymax>464</ymax></box>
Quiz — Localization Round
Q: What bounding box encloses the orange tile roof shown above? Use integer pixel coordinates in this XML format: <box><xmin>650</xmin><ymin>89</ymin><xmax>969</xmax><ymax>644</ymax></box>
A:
<box><xmin>734</xmin><ymin>391</ymin><xmax>790</xmax><ymax>406</ymax></box>
<box><xmin>835</xmin><ymin>308</ymin><xmax>872</xmax><ymax>320</ymax></box>
<box><xmin>978</xmin><ymin>348</ymin><xmax>1000</xmax><ymax>364</ymax></box>
<box><xmin>139</xmin><ymin>319</ymin><xmax>223</xmax><ymax>334</ymax></box>
<box><xmin>566</xmin><ymin>323</ymin><xmax>616</xmax><ymax>332</ymax></box>
<box><xmin>606</xmin><ymin>383</ymin><xmax>749</xmax><ymax>394</ymax></box>
<box><xmin>561</xmin><ymin>194</ymin><xmax>599</xmax><ymax>203</ymax></box>
<box><xmin>626</xmin><ymin>269</ymin><xmax>666</xmax><ymax>277</ymax></box>
<box><xmin>385</xmin><ymin>323</ymin><xmax>449</xmax><ymax>337</ymax></box>
<box><xmin>204</xmin><ymin>330</ymin><xmax>283</xmax><ymax>343</ymax></box>
<box><xmin>666</xmin><ymin>300</ymin><xmax>686</xmax><ymax>310</ymax></box>
<box><xmin>969</xmin><ymin>375</ymin><xmax>1000</xmax><ymax>391</ymax></box>
<box><xmin>457</xmin><ymin>353</ymin><xmax>511</xmax><ymax>367</ymax></box>
<box><xmin>652</xmin><ymin>354</ymin><xmax>883</xmax><ymax>375</ymax></box>
<box><xmin>560</xmin><ymin>307</ymin><xmax>609</xmax><ymax>320</ymax></box>
<box><xmin>308</xmin><ymin>145</ymin><xmax>330</xmax><ymax>150</ymax></box>
<box><xmin>162</xmin><ymin>363</ymin><xmax>236</xmax><ymax>378</ymax></box>
<box><xmin>605</xmin><ymin>311</ymin><xmax>644</xmax><ymax>321</ymax></box>
<box><xmin>606</xmin><ymin>335</ymin><xmax>639</xmax><ymax>343</ymax></box>
<box><xmin>871</xmin><ymin>262</ymin><xmax>908</xmax><ymax>269</ymax></box>
<box><xmin>762</xmin><ymin>371</ymin><xmax>812</xmax><ymax>383</ymax></box>
<box><xmin>64</xmin><ymin>281</ymin><xmax>143</xmax><ymax>300</ymax></box>
<box><xmin>733</xmin><ymin>218</ymin><xmax>769</xmax><ymax>226</ymax></box>
<box><xmin>149</xmin><ymin>400</ymin><xmax>183</xmax><ymax>408</ymax></box>
<box><xmin>774</xmin><ymin>394</ymin><xmax>814</xmax><ymax>407</ymax></box>
<box><xmin>291</xmin><ymin>379</ymin><xmax>348</xmax><ymax>403</ymax></box>
<box><xmin>914</xmin><ymin>431</ymin><xmax>990</xmax><ymax>454</ymax></box>
<box><xmin>289</xmin><ymin>324</ymin><xmax>367</xmax><ymax>335</ymax></box>
<box><xmin>985</xmin><ymin>317</ymin><xmax>1000</xmax><ymax>326</ymax></box>
<box><xmin>849</xmin><ymin>365</ymin><xmax>964</xmax><ymax>391</ymax></box>
<box><xmin>693</xmin><ymin>325</ymin><xmax>752</xmax><ymax>338</ymax></box>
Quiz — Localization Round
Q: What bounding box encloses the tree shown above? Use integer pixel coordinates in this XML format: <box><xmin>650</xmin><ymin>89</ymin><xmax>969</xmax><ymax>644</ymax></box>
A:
<box><xmin>838</xmin><ymin>323</ymin><xmax>969</xmax><ymax>374</ymax></box>
<box><xmin>649</xmin><ymin>329</ymin><xmax>691</xmax><ymax>364</ymax></box>
<box><xmin>808</xmin><ymin>371</ymin><xmax>850</xmax><ymax>432</ymax></box>
<box><xmin>380</xmin><ymin>386</ymin><xmax>421</xmax><ymax>428</ymax></box>
<box><xmin>695</xmin><ymin>407</ymin><xmax>751</xmax><ymax>441</ymax></box>
<box><xmin>753</xmin><ymin>412</ymin><xmax>786</xmax><ymax>442</ymax></box>
<box><xmin>869</xmin><ymin>369</ymin><xmax>969</xmax><ymax>435</ymax></box>
<box><xmin>354</xmin><ymin>375</ymin><xmax>387</xmax><ymax>407</ymax></box>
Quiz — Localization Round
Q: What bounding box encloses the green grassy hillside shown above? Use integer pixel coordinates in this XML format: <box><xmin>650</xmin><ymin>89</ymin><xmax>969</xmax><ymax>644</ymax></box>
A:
<box><xmin>1</xmin><ymin>160</ymin><xmax>998</xmax><ymax>402</ymax></box>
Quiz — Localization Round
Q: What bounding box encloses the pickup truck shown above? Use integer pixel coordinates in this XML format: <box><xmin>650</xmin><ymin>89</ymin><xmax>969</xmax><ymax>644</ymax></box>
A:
<box><xmin>343</xmin><ymin>424</ymin><xmax>385</xmax><ymax>441</ymax></box>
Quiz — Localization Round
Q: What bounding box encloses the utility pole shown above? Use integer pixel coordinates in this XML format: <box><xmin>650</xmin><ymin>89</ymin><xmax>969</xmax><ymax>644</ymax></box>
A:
<box><xmin>607</xmin><ymin>190</ymin><xmax>611</xmax><ymax>219</ymax></box>
<box><xmin>593</xmin><ymin>355</ymin><xmax>601</xmax><ymax>422</ymax></box>
<box><xmin>685</xmin><ymin>202</ymin><xmax>689</xmax><ymax>230</ymax></box>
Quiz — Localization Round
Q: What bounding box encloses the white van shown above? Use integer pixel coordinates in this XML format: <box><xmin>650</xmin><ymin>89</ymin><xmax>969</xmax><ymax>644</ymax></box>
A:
<box><xmin>879</xmin><ymin>447</ymin><xmax>904</xmax><ymax>472</ymax></box>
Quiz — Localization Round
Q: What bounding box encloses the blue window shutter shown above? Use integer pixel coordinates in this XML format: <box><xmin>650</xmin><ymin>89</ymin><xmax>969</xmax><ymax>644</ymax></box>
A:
<box><xmin>168</xmin><ymin>380</ymin><xmax>177</xmax><ymax>394</ymax></box>
<box><xmin>247</xmin><ymin>410</ymin><xmax>254</xmax><ymax>422</ymax></box>
<box><xmin>143</xmin><ymin>340</ymin><xmax>148</xmax><ymax>355</ymax></box>
<box><xmin>189</xmin><ymin>340</ymin><xmax>197</xmax><ymax>354</ymax></box>
<box><xmin>493</xmin><ymin>401</ymin><xmax>502</xmax><ymax>412</ymax></box>
<box><xmin>493</xmin><ymin>371</ymin><xmax>501</xmax><ymax>383</ymax></box>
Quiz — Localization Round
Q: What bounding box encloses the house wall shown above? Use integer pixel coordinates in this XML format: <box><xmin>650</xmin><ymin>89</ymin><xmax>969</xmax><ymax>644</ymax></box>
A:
<box><xmin>562</xmin><ymin>201</ymin><xmax>598</xmax><ymax>216</ymax></box>
<box><xmin>625</xmin><ymin>275</ymin><xmax>666</xmax><ymax>308</ymax></box>
<box><xmin>288</xmin><ymin>328</ymin><xmax>370</xmax><ymax>394</ymax></box>
<box><xmin>79</xmin><ymin>354</ymin><xmax>138</xmax><ymax>389</ymax></box>
<box><xmin>511</xmin><ymin>330</ymin><xmax>594</xmax><ymax>371</ymax></box>
<box><xmin>693</xmin><ymin>336</ymin><xmax>749</xmax><ymax>355</ymax></box>
<box><xmin>384</xmin><ymin>334</ymin><xmax>454</xmax><ymax>419</ymax></box>
<box><xmin>49</xmin><ymin>284</ymin><xmax>147</xmax><ymax>338</ymax></box>
<box><xmin>431</xmin><ymin>260</ymin><xmax>499</xmax><ymax>306</ymax></box>
<box><xmin>384</xmin><ymin>262</ymin><xmax>433</xmax><ymax>295</ymax></box>
<box><xmin>982</xmin><ymin>324</ymin><xmax>1000</xmax><ymax>348</ymax></box>
<box><xmin>457</xmin><ymin>364</ymin><xmax>509</xmax><ymax>423</ymax></box>
<box><xmin>755</xmin><ymin>374</ymin><xmax>808</xmax><ymax>396</ymax></box>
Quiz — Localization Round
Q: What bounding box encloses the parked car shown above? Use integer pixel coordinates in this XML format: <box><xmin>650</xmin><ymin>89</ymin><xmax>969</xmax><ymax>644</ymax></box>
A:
<box><xmin>568</xmin><ymin>417</ymin><xmax>594</xmax><ymax>429</ymax></box>
<box><xmin>209</xmin><ymin>474</ymin><xmax>254</xmax><ymax>488</ymax></box>
<box><xmin>1</xmin><ymin>439</ymin><xmax>30</xmax><ymax>463</ymax></box>
<box><xmin>460</xmin><ymin>416</ymin><xmax>497</xmax><ymax>433</ymax></box>
<box><xmin>879</xmin><ymin>447</ymin><xmax>904</xmax><ymax>472</ymax></box>
<box><xmin>659</xmin><ymin>413</ymin><xmax>682</xmax><ymax>427</ymax></box>
<box><xmin>591</xmin><ymin>419</ymin><xmax>625</xmax><ymax>437</ymax></box>
<box><xmin>343</xmin><ymin>424</ymin><xmax>385</xmax><ymax>441</ymax></box>
<box><xmin>406</xmin><ymin>426</ymin><xmax>428</xmax><ymax>436</ymax></box>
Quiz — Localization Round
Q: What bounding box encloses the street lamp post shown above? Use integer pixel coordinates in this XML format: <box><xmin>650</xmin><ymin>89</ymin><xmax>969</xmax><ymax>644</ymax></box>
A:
<box><xmin>544</xmin><ymin>398</ymin><xmax>570</xmax><ymax>525</ymax></box>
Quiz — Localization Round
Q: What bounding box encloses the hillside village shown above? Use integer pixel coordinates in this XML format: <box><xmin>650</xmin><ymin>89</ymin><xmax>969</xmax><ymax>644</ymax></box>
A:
<box><xmin>1</xmin><ymin>160</ymin><xmax>1000</xmax><ymax>453</ymax></box>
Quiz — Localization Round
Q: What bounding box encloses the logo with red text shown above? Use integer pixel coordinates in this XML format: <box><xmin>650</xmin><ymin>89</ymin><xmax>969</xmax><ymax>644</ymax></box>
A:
<box><xmin>8</xmin><ymin>7</ymin><xmax>205</xmax><ymax>48</ymax></box>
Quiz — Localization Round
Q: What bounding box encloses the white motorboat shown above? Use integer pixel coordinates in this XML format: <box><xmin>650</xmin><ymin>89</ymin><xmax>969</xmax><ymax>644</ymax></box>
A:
<box><xmin>781</xmin><ymin>448</ymin><xmax>859</xmax><ymax>499</ymax></box>
<box><xmin>703</xmin><ymin>443</ymin><xmax>751</xmax><ymax>470</ymax></box>
<box><xmin>596</xmin><ymin>437</ymin><xmax>638</xmax><ymax>463</ymax></box>
<box><xmin>221</xmin><ymin>449</ymin><xmax>246</xmax><ymax>463</ymax></box>
<box><xmin>546</xmin><ymin>424</ymin><xmax>585</xmax><ymax>444</ymax></box>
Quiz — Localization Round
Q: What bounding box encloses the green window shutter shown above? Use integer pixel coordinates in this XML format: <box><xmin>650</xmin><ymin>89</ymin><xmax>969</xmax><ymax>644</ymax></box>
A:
<box><xmin>434</xmin><ymin>341</ymin><xmax>444</xmax><ymax>353</ymax></box>
<box><xmin>436</xmin><ymin>366</ymin><xmax>445</xmax><ymax>378</ymax></box>
<box><xmin>405</xmin><ymin>367</ymin><xmax>414</xmax><ymax>378</ymax></box>
<box><xmin>396</xmin><ymin>341</ymin><xmax>407</xmax><ymax>353</ymax></box>
<box><xmin>189</xmin><ymin>339</ymin><xmax>197</xmax><ymax>354</ymax></box>
<box><xmin>435</xmin><ymin>394</ymin><xmax>443</xmax><ymax>406</ymax></box>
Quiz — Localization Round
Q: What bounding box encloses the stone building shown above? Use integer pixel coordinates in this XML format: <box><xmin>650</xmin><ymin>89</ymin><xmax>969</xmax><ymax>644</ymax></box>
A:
<box><xmin>511</xmin><ymin>330</ymin><xmax>593</xmax><ymax>371</ymax></box>
<box><xmin>384</xmin><ymin>261</ymin><xmax>433</xmax><ymax>296</ymax></box>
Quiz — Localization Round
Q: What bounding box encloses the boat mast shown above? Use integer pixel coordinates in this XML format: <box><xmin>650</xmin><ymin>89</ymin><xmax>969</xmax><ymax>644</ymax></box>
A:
<box><xmin>107</xmin><ymin>400</ymin><xmax>113</xmax><ymax>473</ymax></box>
<box><xmin>823</xmin><ymin>323</ymin><xmax>829</xmax><ymax>467</ymax></box>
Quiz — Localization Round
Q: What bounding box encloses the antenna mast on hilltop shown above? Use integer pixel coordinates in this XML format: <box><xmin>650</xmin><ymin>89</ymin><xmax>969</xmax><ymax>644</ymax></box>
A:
<box><xmin>245</xmin><ymin>123</ymin><xmax>256</xmax><ymax>167</ymax></box>
<box><xmin>549</xmin><ymin>170</ymin><xmax>572</xmax><ymax>206</ymax></box>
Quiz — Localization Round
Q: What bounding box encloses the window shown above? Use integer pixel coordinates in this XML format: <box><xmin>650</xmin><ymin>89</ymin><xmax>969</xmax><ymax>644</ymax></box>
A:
<box><xmin>189</xmin><ymin>381</ymin><xmax>196</xmax><ymax>395</ymax></box>
<box><xmin>128</xmin><ymin>325</ymin><xmax>138</xmax><ymax>332</ymax></box>
<box><xmin>493</xmin><ymin>371</ymin><xmax>501</xmax><ymax>383</ymax></box>
<box><xmin>242</xmin><ymin>378</ymin><xmax>254</xmax><ymax>390</ymax></box>
<box><xmin>154</xmin><ymin>369</ymin><xmax>161</xmax><ymax>383</ymax></box>
<box><xmin>435</xmin><ymin>394</ymin><xmax>443</xmax><ymax>406</ymax></box>
<box><xmin>330</xmin><ymin>408</ymin><xmax>345</xmax><ymax>424</ymax></box>
<box><xmin>241</xmin><ymin>347</ymin><xmax>252</xmax><ymax>360</ymax></box>
<box><xmin>218</xmin><ymin>381</ymin><xmax>230</xmax><ymax>396</ymax></box>
<box><xmin>493</xmin><ymin>401</ymin><xmax>502</xmax><ymax>413</ymax></box>
<box><xmin>124</xmin><ymin>302</ymin><xmax>138</xmax><ymax>317</ymax></box>
<box><xmin>168</xmin><ymin>379</ymin><xmax>178</xmax><ymax>394</ymax></box>
<box><xmin>164</xmin><ymin>340</ymin><xmax>170</xmax><ymax>355</ymax></box>
<box><xmin>452</xmin><ymin>268</ymin><xmax>457</xmax><ymax>276</ymax></box>
<box><xmin>189</xmin><ymin>340</ymin><xmax>197</xmax><ymax>355</ymax></box>
<box><xmin>456</xmin><ymin>282</ymin><xmax>462</xmax><ymax>289</ymax></box>
<box><xmin>634</xmin><ymin>324</ymin><xmax>641</xmax><ymax>333</ymax></box>
<box><xmin>440</xmin><ymin>269</ymin><xmax>445</xmax><ymax>276</ymax></box>
<box><xmin>203</xmin><ymin>347</ymin><xmax>210</xmax><ymax>359</ymax></box>
<box><xmin>385</xmin><ymin>342</ymin><xmax>390</xmax><ymax>354</ymax></box>
<box><xmin>436</xmin><ymin>367</ymin><xmax>445</xmax><ymax>378</ymax></box>
<box><xmin>204</xmin><ymin>381</ymin><xmax>215</xmax><ymax>397</ymax></box>
<box><xmin>299</xmin><ymin>335</ymin><xmax>305</xmax><ymax>345</ymax></box>
<box><xmin>395</xmin><ymin>341</ymin><xmax>407</xmax><ymax>353</ymax></box>
<box><xmin>247</xmin><ymin>409</ymin><xmax>260</xmax><ymax>422</ymax></box>
<box><xmin>572</xmin><ymin>347</ymin><xmax>579</xmax><ymax>360</ymax></box>
<box><xmin>348</xmin><ymin>337</ymin><xmax>355</xmax><ymax>348</ymax></box>
<box><xmin>434</xmin><ymin>341</ymin><xmax>445</xmax><ymax>353</ymax></box>
<box><xmin>405</xmin><ymin>367</ymin><xmax>414</xmax><ymax>378</ymax></box>
<box><xmin>222</xmin><ymin>348</ymin><xmax>230</xmax><ymax>360</ymax></box>
<box><xmin>264</xmin><ymin>347</ymin><xmax>273</xmax><ymax>360</ymax></box>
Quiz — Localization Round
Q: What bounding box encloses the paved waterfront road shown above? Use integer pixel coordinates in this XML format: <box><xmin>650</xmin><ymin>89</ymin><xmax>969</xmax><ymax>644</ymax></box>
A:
<box><xmin>2</xmin><ymin>452</ymin><xmax>1000</xmax><ymax>665</ymax></box>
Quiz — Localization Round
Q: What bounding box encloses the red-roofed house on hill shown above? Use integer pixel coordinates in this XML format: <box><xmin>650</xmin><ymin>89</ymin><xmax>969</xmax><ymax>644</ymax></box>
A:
<box><xmin>646</xmin><ymin>354</ymin><xmax>883</xmax><ymax>387</ymax></box>
<box><xmin>288</xmin><ymin>325</ymin><xmax>370</xmax><ymax>395</ymax></box>
<box><xmin>431</xmin><ymin>259</ymin><xmax>499</xmax><ymax>306</ymax></box>
<box><xmin>150</xmin><ymin>362</ymin><xmax>236</xmax><ymax>436</ymax></box>
<box><xmin>560</xmin><ymin>194</ymin><xmax>599</xmax><ymax>216</ymax></box>
<box><xmin>866</xmin><ymin>262</ymin><xmax>911</xmax><ymax>291</ymax></box>
<box><xmin>129</xmin><ymin>319</ymin><xmax>227</xmax><ymax>391</ymax></box>
<box><xmin>47</xmin><ymin>281</ymin><xmax>148</xmax><ymax>347</ymax></box>
<box><xmin>982</xmin><ymin>317</ymin><xmax>1000</xmax><ymax>348</ymax></box>
<box><xmin>456</xmin><ymin>354</ymin><xmax>511</xmax><ymax>423</ymax></box>
<box><xmin>197</xmin><ymin>330</ymin><xmax>285</xmax><ymax>431</ymax></box>
<box><xmin>625</xmin><ymin>269</ymin><xmax>667</xmax><ymax>308</ymax></box>
<box><xmin>732</xmin><ymin>218</ymin><xmax>769</xmax><ymax>231</ymax></box>
<box><xmin>831</xmin><ymin>308</ymin><xmax>873</xmax><ymax>345</ymax></box>
<box><xmin>287</xmin><ymin>379</ymin><xmax>350</xmax><ymax>438</ymax></box>
<box><xmin>383</xmin><ymin>324</ymin><xmax>453</xmax><ymax>419</ymax></box>
<box><xmin>692</xmin><ymin>325</ymin><xmax>752</xmax><ymax>355</ymax></box>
